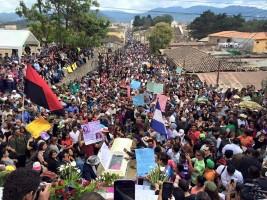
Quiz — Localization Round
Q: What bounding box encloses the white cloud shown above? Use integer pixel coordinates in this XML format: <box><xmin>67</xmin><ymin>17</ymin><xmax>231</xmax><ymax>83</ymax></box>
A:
<box><xmin>98</xmin><ymin>0</ymin><xmax>267</xmax><ymax>11</ymax></box>
<box><xmin>0</xmin><ymin>0</ymin><xmax>36</xmax><ymax>12</ymax></box>
<box><xmin>0</xmin><ymin>0</ymin><xmax>266</xmax><ymax>12</ymax></box>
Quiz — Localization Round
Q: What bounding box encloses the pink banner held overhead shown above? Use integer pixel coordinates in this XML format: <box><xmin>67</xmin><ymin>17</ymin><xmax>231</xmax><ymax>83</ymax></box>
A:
<box><xmin>157</xmin><ymin>94</ymin><xmax>168</xmax><ymax>112</ymax></box>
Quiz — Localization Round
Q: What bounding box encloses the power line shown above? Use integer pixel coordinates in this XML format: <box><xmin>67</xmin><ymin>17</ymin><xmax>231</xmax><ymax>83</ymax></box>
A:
<box><xmin>98</xmin><ymin>6</ymin><xmax>267</xmax><ymax>19</ymax></box>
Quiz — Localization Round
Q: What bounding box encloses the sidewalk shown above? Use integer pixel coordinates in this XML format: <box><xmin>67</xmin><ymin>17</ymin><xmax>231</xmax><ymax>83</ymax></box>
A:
<box><xmin>58</xmin><ymin>58</ymin><xmax>97</xmax><ymax>85</ymax></box>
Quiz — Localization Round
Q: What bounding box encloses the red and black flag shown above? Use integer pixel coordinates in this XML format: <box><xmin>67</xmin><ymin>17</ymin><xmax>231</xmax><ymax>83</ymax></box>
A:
<box><xmin>24</xmin><ymin>65</ymin><xmax>63</xmax><ymax>114</ymax></box>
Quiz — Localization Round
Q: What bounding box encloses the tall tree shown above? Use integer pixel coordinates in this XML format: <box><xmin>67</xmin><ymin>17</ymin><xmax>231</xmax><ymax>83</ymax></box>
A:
<box><xmin>16</xmin><ymin>0</ymin><xmax>54</xmax><ymax>44</ymax></box>
<box><xmin>149</xmin><ymin>22</ymin><xmax>173</xmax><ymax>53</ymax></box>
<box><xmin>16</xmin><ymin>0</ymin><xmax>109</xmax><ymax>47</ymax></box>
<box><xmin>188</xmin><ymin>11</ymin><xmax>249</xmax><ymax>39</ymax></box>
<box><xmin>133</xmin><ymin>15</ymin><xmax>142</xmax><ymax>27</ymax></box>
<box><xmin>152</xmin><ymin>15</ymin><xmax>174</xmax><ymax>25</ymax></box>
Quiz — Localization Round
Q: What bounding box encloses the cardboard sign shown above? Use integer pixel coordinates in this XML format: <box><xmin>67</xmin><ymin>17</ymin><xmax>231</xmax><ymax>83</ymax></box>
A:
<box><xmin>135</xmin><ymin>148</ymin><xmax>157</xmax><ymax>177</ymax></box>
<box><xmin>26</xmin><ymin>118</ymin><xmax>51</xmax><ymax>139</ymax></box>
<box><xmin>130</xmin><ymin>80</ymin><xmax>141</xmax><ymax>90</ymax></box>
<box><xmin>81</xmin><ymin>121</ymin><xmax>104</xmax><ymax>145</ymax></box>
<box><xmin>147</xmin><ymin>82</ymin><xmax>164</xmax><ymax>94</ymax></box>
<box><xmin>133</xmin><ymin>94</ymin><xmax>145</xmax><ymax>106</ymax></box>
<box><xmin>98</xmin><ymin>143</ymin><xmax>112</xmax><ymax>170</ymax></box>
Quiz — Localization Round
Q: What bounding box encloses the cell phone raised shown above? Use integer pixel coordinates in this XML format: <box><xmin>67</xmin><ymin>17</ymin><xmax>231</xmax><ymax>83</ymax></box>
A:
<box><xmin>162</xmin><ymin>182</ymin><xmax>173</xmax><ymax>200</ymax></box>
<box><xmin>114</xmin><ymin>180</ymin><xmax>135</xmax><ymax>200</ymax></box>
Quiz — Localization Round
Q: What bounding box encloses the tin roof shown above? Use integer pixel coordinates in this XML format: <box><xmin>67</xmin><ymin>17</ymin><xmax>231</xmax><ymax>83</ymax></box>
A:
<box><xmin>163</xmin><ymin>46</ymin><xmax>237</xmax><ymax>73</ymax></box>
<box><xmin>197</xmin><ymin>71</ymin><xmax>267</xmax><ymax>90</ymax></box>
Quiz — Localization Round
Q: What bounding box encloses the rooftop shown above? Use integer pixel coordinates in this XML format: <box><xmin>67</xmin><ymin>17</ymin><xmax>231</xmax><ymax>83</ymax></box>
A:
<box><xmin>197</xmin><ymin>71</ymin><xmax>267</xmax><ymax>90</ymax></box>
<box><xmin>162</xmin><ymin>46</ymin><xmax>237</xmax><ymax>73</ymax></box>
<box><xmin>209</xmin><ymin>31</ymin><xmax>267</xmax><ymax>40</ymax></box>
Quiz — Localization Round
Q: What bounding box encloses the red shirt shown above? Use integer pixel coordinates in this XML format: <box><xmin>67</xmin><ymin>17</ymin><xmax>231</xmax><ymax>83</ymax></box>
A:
<box><xmin>61</xmin><ymin>138</ymin><xmax>73</xmax><ymax>148</ymax></box>
<box><xmin>189</xmin><ymin>131</ymin><xmax>200</xmax><ymax>145</ymax></box>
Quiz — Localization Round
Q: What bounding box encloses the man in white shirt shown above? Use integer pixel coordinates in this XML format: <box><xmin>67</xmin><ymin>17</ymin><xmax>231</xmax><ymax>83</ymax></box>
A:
<box><xmin>69</xmin><ymin>126</ymin><xmax>80</xmax><ymax>144</ymax></box>
<box><xmin>216</xmin><ymin>164</ymin><xmax>244</xmax><ymax>188</ymax></box>
<box><xmin>222</xmin><ymin>138</ymin><xmax>243</xmax><ymax>155</ymax></box>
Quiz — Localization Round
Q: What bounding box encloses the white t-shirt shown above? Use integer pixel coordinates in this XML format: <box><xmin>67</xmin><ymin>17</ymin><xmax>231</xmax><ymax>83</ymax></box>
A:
<box><xmin>216</xmin><ymin>165</ymin><xmax>244</xmax><ymax>188</ymax></box>
<box><xmin>222</xmin><ymin>143</ymin><xmax>243</xmax><ymax>155</ymax></box>
<box><xmin>69</xmin><ymin>130</ymin><xmax>80</xmax><ymax>144</ymax></box>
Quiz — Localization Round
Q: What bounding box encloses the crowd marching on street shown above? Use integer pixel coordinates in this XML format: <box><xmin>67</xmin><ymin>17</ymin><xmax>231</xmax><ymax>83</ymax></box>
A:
<box><xmin>0</xmin><ymin>31</ymin><xmax>266</xmax><ymax>200</ymax></box>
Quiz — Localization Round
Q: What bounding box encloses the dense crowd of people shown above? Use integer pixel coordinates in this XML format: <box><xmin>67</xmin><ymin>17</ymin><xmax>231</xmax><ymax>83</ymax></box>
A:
<box><xmin>0</xmin><ymin>33</ymin><xmax>266</xmax><ymax>200</ymax></box>
<box><xmin>0</xmin><ymin>45</ymin><xmax>94</xmax><ymax>93</ymax></box>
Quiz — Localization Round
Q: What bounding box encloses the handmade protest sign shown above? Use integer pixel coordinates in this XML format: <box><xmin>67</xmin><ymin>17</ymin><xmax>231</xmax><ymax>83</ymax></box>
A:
<box><xmin>146</xmin><ymin>82</ymin><xmax>164</xmax><ymax>94</ymax></box>
<box><xmin>135</xmin><ymin>148</ymin><xmax>157</xmax><ymax>177</ymax></box>
<box><xmin>98</xmin><ymin>142</ymin><xmax>112</xmax><ymax>170</ymax></box>
<box><xmin>133</xmin><ymin>94</ymin><xmax>145</xmax><ymax>106</ymax></box>
<box><xmin>81</xmin><ymin>121</ymin><xmax>104</xmax><ymax>145</ymax></box>
<box><xmin>130</xmin><ymin>80</ymin><xmax>141</xmax><ymax>90</ymax></box>
<box><xmin>153</xmin><ymin>83</ymin><xmax>164</xmax><ymax>94</ymax></box>
<box><xmin>26</xmin><ymin>118</ymin><xmax>51</xmax><ymax>139</ymax></box>
<box><xmin>146</xmin><ymin>82</ymin><xmax>154</xmax><ymax>93</ymax></box>
<box><xmin>157</xmin><ymin>94</ymin><xmax>168</xmax><ymax>112</ymax></box>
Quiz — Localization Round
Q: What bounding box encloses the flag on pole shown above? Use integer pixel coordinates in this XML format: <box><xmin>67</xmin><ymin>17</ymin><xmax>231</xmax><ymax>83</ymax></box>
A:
<box><xmin>150</xmin><ymin>101</ymin><xmax>167</xmax><ymax>135</ymax></box>
<box><xmin>24</xmin><ymin>65</ymin><xmax>63</xmax><ymax>113</ymax></box>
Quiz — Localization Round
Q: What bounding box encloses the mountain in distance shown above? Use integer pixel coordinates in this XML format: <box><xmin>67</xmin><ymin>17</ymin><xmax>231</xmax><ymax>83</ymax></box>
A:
<box><xmin>143</xmin><ymin>5</ymin><xmax>267</xmax><ymax>23</ymax></box>
<box><xmin>0</xmin><ymin>6</ymin><xmax>266</xmax><ymax>24</ymax></box>
<box><xmin>100</xmin><ymin>5</ymin><xmax>267</xmax><ymax>23</ymax></box>
<box><xmin>0</xmin><ymin>12</ymin><xmax>20</xmax><ymax>23</ymax></box>
<box><xmin>98</xmin><ymin>10</ymin><xmax>136</xmax><ymax>22</ymax></box>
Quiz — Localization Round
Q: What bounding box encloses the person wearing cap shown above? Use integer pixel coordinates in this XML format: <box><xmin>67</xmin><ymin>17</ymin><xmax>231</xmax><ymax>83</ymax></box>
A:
<box><xmin>237</xmin><ymin>114</ymin><xmax>248</xmax><ymax>128</ymax></box>
<box><xmin>32</xmin><ymin>161</ymin><xmax>42</xmax><ymax>173</ymax></box>
<box><xmin>82</xmin><ymin>155</ymin><xmax>100</xmax><ymax>181</ymax></box>
<box><xmin>222</xmin><ymin>138</ymin><xmax>243</xmax><ymax>155</ymax></box>
<box><xmin>204</xmin><ymin>181</ymin><xmax>225</xmax><ymax>200</ymax></box>
<box><xmin>204</xmin><ymin>159</ymin><xmax>216</xmax><ymax>181</ymax></box>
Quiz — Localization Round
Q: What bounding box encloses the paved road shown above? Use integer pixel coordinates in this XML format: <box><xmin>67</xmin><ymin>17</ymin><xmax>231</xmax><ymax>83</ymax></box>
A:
<box><xmin>58</xmin><ymin>58</ymin><xmax>97</xmax><ymax>86</ymax></box>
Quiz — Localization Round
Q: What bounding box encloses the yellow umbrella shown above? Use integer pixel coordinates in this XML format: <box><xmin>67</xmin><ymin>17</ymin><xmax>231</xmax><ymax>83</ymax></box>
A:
<box><xmin>239</xmin><ymin>101</ymin><xmax>263</xmax><ymax>110</ymax></box>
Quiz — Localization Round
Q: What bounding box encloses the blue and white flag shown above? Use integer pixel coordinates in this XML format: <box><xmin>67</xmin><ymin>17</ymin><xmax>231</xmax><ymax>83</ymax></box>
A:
<box><xmin>150</xmin><ymin>101</ymin><xmax>167</xmax><ymax>135</ymax></box>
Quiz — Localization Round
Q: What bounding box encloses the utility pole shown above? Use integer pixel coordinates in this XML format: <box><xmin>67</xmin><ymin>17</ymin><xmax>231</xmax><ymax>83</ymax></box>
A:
<box><xmin>216</xmin><ymin>60</ymin><xmax>221</xmax><ymax>87</ymax></box>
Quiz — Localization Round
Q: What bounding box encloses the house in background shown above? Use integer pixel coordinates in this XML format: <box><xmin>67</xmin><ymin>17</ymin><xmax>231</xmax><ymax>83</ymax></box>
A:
<box><xmin>208</xmin><ymin>31</ymin><xmax>267</xmax><ymax>54</ymax></box>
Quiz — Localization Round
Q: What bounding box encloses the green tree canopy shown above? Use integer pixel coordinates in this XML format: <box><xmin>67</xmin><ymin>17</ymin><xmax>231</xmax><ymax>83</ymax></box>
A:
<box><xmin>133</xmin><ymin>14</ymin><xmax>173</xmax><ymax>28</ymax></box>
<box><xmin>149</xmin><ymin>22</ymin><xmax>173</xmax><ymax>53</ymax></box>
<box><xmin>152</xmin><ymin>15</ymin><xmax>174</xmax><ymax>25</ymax></box>
<box><xmin>16</xmin><ymin>0</ymin><xmax>110</xmax><ymax>47</ymax></box>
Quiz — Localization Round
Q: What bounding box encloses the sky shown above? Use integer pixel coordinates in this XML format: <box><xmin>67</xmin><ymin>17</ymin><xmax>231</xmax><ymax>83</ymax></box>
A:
<box><xmin>0</xmin><ymin>0</ymin><xmax>266</xmax><ymax>13</ymax></box>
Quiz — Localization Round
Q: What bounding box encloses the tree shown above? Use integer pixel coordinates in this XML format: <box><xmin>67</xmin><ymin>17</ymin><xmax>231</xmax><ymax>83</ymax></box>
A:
<box><xmin>16</xmin><ymin>0</ymin><xmax>54</xmax><ymax>44</ymax></box>
<box><xmin>149</xmin><ymin>22</ymin><xmax>173</xmax><ymax>53</ymax></box>
<box><xmin>188</xmin><ymin>10</ymin><xmax>267</xmax><ymax>39</ymax></box>
<box><xmin>133</xmin><ymin>15</ymin><xmax>142</xmax><ymax>27</ymax></box>
<box><xmin>133</xmin><ymin>14</ymin><xmax>173</xmax><ymax>29</ymax></box>
<box><xmin>152</xmin><ymin>15</ymin><xmax>174</xmax><ymax>25</ymax></box>
<box><xmin>188</xmin><ymin>11</ymin><xmax>217</xmax><ymax>39</ymax></box>
<box><xmin>16</xmin><ymin>0</ymin><xmax>110</xmax><ymax>47</ymax></box>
